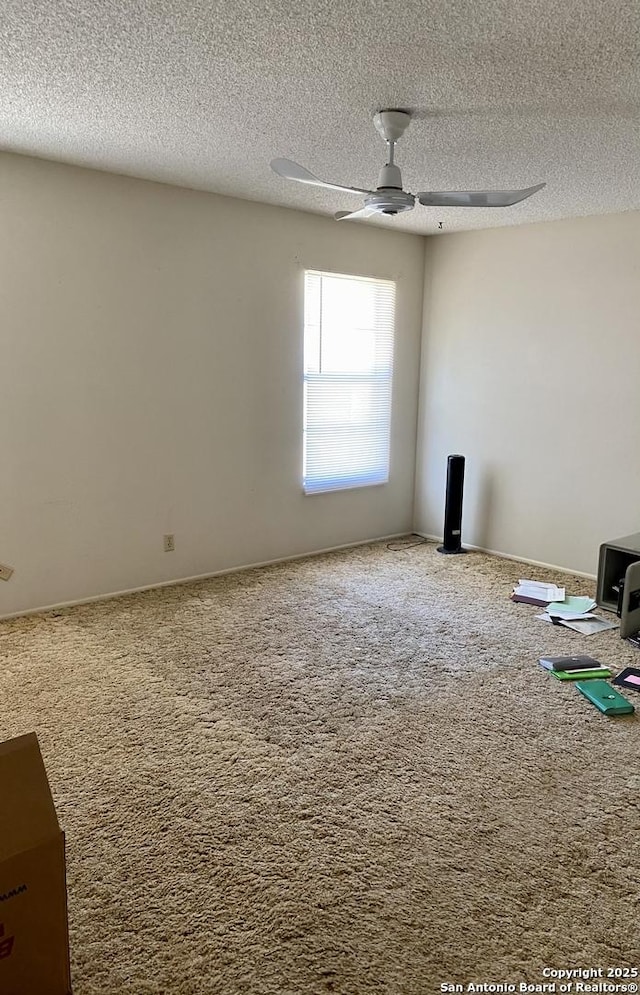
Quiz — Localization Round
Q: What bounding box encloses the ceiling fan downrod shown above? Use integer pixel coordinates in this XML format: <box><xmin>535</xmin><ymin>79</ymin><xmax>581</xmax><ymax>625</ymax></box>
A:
<box><xmin>377</xmin><ymin>139</ymin><xmax>402</xmax><ymax>190</ymax></box>
<box><xmin>374</xmin><ymin>109</ymin><xmax>411</xmax><ymax>191</ymax></box>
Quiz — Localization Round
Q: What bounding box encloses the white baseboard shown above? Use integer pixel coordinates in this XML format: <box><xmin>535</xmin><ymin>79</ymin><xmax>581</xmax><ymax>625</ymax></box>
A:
<box><xmin>0</xmin><ymin>532</ymin><xmax>408</xmax><ymax>622</ymax></box>
<box><xmin>413</xmin><ymin>532</ymin><xmax>597</xmax><ymax>580</ymax></box>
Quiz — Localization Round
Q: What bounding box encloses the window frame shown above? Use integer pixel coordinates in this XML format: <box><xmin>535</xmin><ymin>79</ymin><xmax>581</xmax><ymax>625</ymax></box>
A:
<box><xmin>302</xmin><ymin>268</ymin><xmax>396</xmax><ymax>496</ymax></box>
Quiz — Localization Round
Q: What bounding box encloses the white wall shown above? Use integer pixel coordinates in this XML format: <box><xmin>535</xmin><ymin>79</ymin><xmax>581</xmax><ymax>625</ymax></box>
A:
<box><xmin>0</xmin><ymin>152</ymin><xmax>425</xmax><ymax>617</ymax></box>
<box><xmin>414</xmin><ymin>209</ymin><xmax>640</xmax><ymax>576</ymax></box>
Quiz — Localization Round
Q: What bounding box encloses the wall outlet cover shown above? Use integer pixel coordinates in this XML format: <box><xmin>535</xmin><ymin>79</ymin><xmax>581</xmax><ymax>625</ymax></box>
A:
<box><xmin>0</xmin><ymin>563</ymin><xmax>14</xmax><ymax>581</ymax></box>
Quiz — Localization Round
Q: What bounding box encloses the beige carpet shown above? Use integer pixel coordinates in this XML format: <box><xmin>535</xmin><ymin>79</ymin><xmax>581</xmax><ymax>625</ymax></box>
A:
<box><xmin>2</xmin><ymin>539</ymin><xmax>639</xmax><ymax>994</ymax></box>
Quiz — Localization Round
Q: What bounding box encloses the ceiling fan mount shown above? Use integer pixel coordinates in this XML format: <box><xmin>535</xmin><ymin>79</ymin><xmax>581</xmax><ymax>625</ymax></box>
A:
<box><xmin>372</xmin><ymin>109</ymin><xmax>412</xmax><ymax>143</ymax></box>
<box><xmin>270</xmin><ymin>109</ymin><xmax>545</xmax><ymax>223</ymax></box>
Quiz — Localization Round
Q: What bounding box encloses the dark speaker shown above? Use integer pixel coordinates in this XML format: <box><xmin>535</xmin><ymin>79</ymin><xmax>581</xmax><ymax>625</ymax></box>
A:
<box><xmin>437</xmin><ymin>454</ymin><xmax>466</xmax><ymax>555</ymax></box>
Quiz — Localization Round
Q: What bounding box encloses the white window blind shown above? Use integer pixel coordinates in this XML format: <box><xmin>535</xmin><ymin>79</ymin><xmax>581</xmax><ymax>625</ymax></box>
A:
<box><xmin>303</xmin><ymin>270</ymin><xmax>396</xmax><ymax>495</ymax></box>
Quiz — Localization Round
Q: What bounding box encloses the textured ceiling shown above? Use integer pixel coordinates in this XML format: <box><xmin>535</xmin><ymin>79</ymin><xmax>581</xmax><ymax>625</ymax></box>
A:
<box><xmin>2</xmin><ymin>0</ymin><xmax>640</xmax><ymax>234</ymax></box>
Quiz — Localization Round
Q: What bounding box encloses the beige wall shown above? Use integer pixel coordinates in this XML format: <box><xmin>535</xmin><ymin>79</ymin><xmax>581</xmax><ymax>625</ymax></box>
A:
<box><xmin>414</xmin><ymin>209</ymin><xmax>640</xmax><ymax>576</ymax></box>
<box><xmin>0</xmin><ymin>152</ymin><xmax>425</xmax><ymax>617</ymax></box>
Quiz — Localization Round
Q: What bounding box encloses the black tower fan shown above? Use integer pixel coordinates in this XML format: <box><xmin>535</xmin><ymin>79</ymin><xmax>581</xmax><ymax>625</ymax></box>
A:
<box><xmin>437</xmin><ymin>454</ymin><xmax>467</xmax><ymax>554</ymax></box>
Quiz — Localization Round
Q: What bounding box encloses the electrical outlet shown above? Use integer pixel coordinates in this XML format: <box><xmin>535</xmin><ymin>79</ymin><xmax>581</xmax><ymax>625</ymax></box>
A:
<box><xmin>0</xmin><ymin>563</ymin><xmax>14</xmax><ymax>581</ymax></box>
<box><xmin>163</xmin><ymin>534</ymin><xmax>175</xmax><ymax>553</ymax></box>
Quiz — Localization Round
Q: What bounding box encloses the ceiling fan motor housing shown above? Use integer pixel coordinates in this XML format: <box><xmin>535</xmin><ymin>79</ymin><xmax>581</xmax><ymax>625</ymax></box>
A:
<box><xmin>366</xmin><ymin>187</ymin><xmax>415</xmax><ymax>216</ymax></box>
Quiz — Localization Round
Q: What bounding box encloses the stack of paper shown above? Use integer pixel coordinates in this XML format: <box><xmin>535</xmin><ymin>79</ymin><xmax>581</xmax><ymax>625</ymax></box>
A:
<box><xmin>536</xmin><ymin>613</ymin><xmax>619</xmax><ymax>635</ymax></box>
<box><xmin>546</xmin><ymin>596</ymin><xmax>597</xmax><ymax>617</ymax></box>
<box><xmin>512</xmin><ymin>578</ymin><xmax>618</xmax><ymax>636</ymax></box>
<box><xmin>512</xmin><ymin>580</ymin><xmax>565</xmax><ymax>606</ymax></box>
<box><xmin>536</xmin><ymin>595</ymin><xmax>618</xmax><ymax>634</ymax></box>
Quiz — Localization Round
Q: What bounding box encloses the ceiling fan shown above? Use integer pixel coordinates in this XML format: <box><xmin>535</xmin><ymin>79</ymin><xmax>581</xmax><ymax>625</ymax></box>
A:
<box><xmin>270</xmin><ymin>109</ymin><xmax>545</xmax><ymax>222</ymax></box>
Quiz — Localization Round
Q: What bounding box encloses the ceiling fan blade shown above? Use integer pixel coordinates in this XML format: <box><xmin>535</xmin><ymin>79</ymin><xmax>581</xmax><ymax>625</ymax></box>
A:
<box><xmin>417</xmin><ymin>183</ymin><xmax>546</xmax><ymax>207</ymax></box>
<box><xmin>334</xmin><ymin>206</ymin><xmax>378</xmax><ymax>221</ymax></box>
<box><xmin>270</xmin><ymin>158</ymin><xmax>372</xmax><ymax>196</ymax></box>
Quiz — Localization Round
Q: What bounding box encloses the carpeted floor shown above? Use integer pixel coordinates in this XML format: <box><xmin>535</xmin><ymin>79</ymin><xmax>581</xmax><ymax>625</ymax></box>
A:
<box><xmin>1</xmin><ymin>539</ymin><xmax>639</xmax><ymax>994</ymax></box>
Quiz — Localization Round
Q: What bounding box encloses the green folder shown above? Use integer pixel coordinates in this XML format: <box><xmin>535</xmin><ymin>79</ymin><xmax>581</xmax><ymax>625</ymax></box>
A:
<box><xmin>550</xmin><ymin>668</ymin><xmax>611</xmax><ymax>681</ymax></box>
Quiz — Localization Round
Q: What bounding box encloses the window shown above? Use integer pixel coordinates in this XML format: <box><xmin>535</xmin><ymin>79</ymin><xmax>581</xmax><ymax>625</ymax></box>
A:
<box><xmin>303</xmin><ymin>270</ymin><xmax>396</xmax><ymax>495</ymax></box>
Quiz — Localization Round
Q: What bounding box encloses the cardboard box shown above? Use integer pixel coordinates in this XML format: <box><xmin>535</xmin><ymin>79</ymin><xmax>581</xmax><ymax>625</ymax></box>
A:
<box><xmin>0</xmin><ymin>733</ymin><xmax>72</xmax><ymax>995</ymax></box>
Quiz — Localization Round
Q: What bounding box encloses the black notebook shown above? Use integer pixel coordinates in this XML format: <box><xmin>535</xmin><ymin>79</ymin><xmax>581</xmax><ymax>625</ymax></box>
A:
<box><xmin>538</xmin><ymin>655</ymin><xmax>604</xmax><ymax>672</ymax></box>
